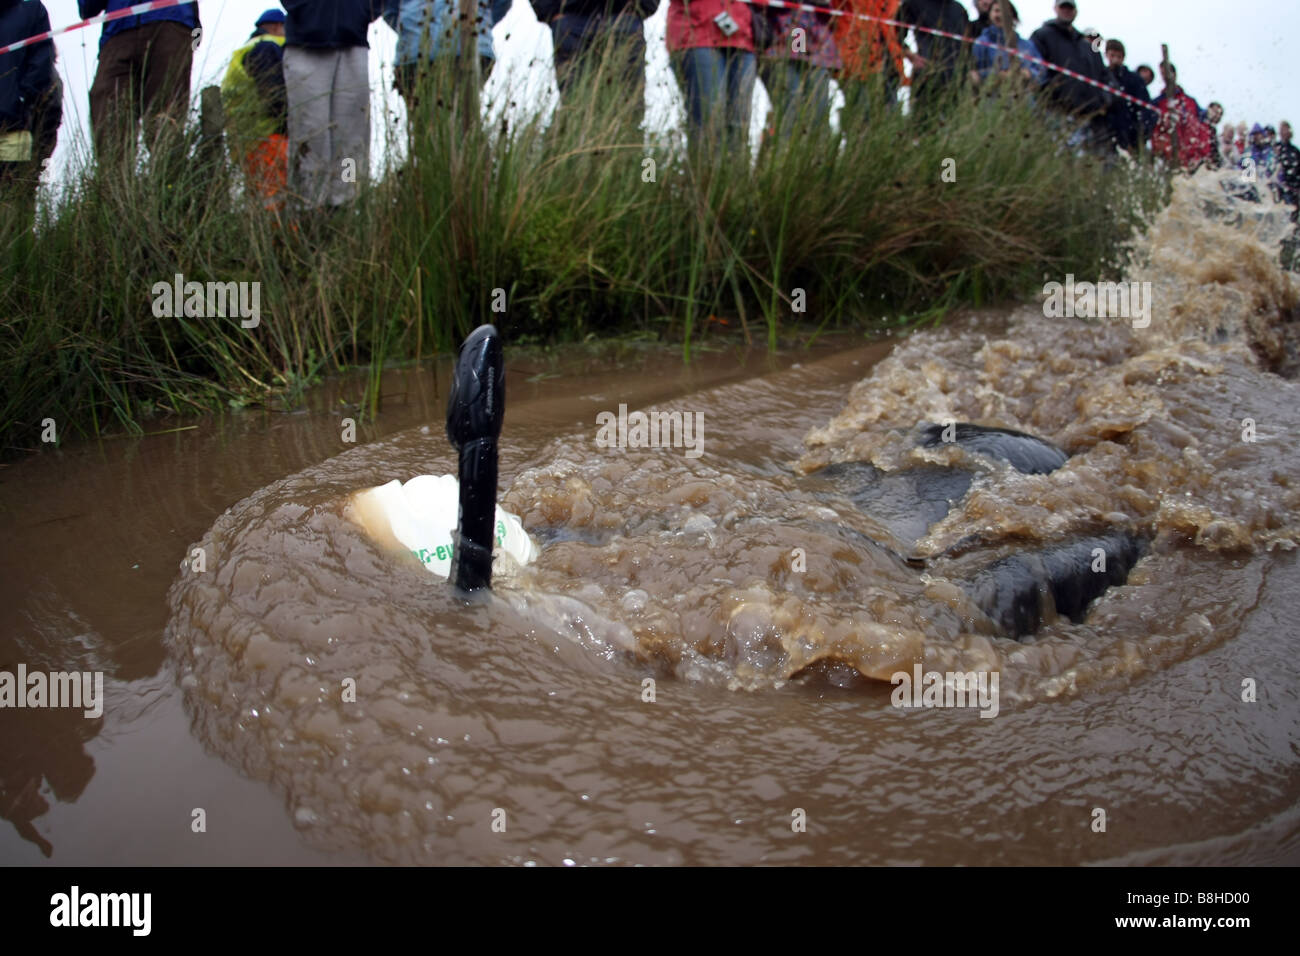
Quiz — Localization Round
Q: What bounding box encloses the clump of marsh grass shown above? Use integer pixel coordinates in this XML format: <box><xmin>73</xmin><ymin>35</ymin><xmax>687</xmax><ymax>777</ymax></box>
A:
<box><xmin>0</xmin><ymin>51</ymin><xmax>1168</xmax><ymax>455</ymax></box>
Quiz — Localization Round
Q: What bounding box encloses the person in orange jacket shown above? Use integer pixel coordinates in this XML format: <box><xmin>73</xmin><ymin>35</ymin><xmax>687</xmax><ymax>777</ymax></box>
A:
<box><xmin>222</xmin><ymin>9</ymin><xmax>288</xmax><ymax>208</ymax></box>
<box><xmin>832</xmin><ymin>0</ymin><xmax>907</xmax><ymax>133</ymax></box>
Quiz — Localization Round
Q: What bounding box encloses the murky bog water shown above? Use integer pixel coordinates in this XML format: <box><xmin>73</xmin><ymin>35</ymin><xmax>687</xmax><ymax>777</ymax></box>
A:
<box><xmin>6</xmin><ymin>173</ymin><xmax>1300</xmax><ymax>865</ymax></box>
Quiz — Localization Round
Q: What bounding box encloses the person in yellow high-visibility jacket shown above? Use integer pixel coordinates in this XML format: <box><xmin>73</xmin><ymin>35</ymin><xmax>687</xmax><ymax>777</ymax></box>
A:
<box><xmin>222</xmin><ymin>9</ymin><xmax>288</xmax><ymax>207</ymax></box>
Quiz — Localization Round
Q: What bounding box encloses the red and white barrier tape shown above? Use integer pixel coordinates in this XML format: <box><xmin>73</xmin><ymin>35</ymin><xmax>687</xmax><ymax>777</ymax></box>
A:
<box><xmin>1</xmin><ymin>0</ymin><xmax>1159</xmax><ymax>115</ymax></box>
<box><xmin>0</xmin><ymin>1</ymin><xmax>196</xmax><ymax>57</ymax></box>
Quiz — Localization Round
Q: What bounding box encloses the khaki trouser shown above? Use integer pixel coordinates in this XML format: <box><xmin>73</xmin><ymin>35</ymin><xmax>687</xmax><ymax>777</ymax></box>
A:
<box><xmin>284</xmin><ymin>45</ymin><xmax>370</xmax><ymax>210</ymax></box>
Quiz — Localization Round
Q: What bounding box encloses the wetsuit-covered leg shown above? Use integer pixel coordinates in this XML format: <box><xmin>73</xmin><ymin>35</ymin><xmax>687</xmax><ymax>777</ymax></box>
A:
<box><xmin>817</xmin><ymin>424</ymin><xmax>1142</xmax><ymax>639</ymax></box>
<box><xmin>961</xmin><ymin>533</ymin><xmax>1146</xmax><ymax>638</ymax></box>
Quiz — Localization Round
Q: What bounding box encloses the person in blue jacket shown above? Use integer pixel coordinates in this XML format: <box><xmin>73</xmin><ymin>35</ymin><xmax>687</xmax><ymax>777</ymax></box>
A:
<box><xmin>78</xmin><ymin>0</ymin><xmax>200</xmax><ymax>163</ymax></box>
<box><xmin>384</xmin><ymin>0</ymin><xmax>513</xmax><ymax>105</ymax></box>
<box><xmin>1</xmin><ymin>0</ymin><xmax>56</xmax><ymax>220</ymax></box>
<box><xmin>969</xmin><ymin>1</ymin><xmax>1044</xmax><ymax>88</ymax></box>
<box><xmin>282</xmin><ymin>0</ymin><xmax>384</xmax><ymax>211</ymax></box>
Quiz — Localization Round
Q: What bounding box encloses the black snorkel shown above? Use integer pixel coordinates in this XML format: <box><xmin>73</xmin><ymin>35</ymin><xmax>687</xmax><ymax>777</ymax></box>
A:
<box><xmin>446</xmin><ymin>324</ymin><xmax>505</xmax><ymax>593</ymax></box>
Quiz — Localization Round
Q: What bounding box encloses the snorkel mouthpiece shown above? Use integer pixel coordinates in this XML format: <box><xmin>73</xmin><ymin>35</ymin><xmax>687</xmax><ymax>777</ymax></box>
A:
<box><xmin>446</xmin><ymin>324</ymin><xmax>505</xmax><ymax>593</ymax></box>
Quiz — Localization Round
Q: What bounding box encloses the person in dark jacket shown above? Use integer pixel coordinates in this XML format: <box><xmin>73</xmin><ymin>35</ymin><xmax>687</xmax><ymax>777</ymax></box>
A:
<box><xmin>966</xmin><ymin>0</ymin><xmax>991</xmax><ymax>38</ymax></box>
<box><xmin>79</xmin><ymin>0</ymin><xmax>200</xmax><ymax>163</ymax></box>
<box><xmin>1203</xmin><ymin>100</ymin><xmax>1224</xmax><ymax>168</ymax></box>
<box><xmin>1102</xmin><ymin>38</ymin><xmax>1151</xmax><ymax>152</ymax></box>
<box><xmin>896</xmin><ymin>0</ymin><xmax>969</xmax><ymax>116</ymax></box>
<box><xmin>282</xmin><ymin>0</ymin><xmax>383</xmax><ymax>210</ymax></box>
<box><xmin>30</xmin><ymin>45</ymin><xmax>61</xmax><ymax>184</ymax></box>
<box><xmin>531</xmin><ymin>0</ymin><xmax>657</xmax><ymax>128</ymax></box>
<box><xmin>32</xmin><ymin>72</ymin><xmax>61</xmax><ymax>172</ymax></box>
<box><xmin>1029</xmin><ymin>0</ymin><xmax>1111</xmax><ymax>147</ymax></box>
<box><xmin>1278</xmin><ymin>120</ymin><xmax>1299</xmax><ymax>213</ymax></box>
<box><xmin>1</xmin><ymin>0</ymin><xmax>55</xmax><ymax>221</ymax></box>
<box><xmin>665</xmin><ymin>0</ymin><xmax>759</xmax><ymax>154</ymax></box>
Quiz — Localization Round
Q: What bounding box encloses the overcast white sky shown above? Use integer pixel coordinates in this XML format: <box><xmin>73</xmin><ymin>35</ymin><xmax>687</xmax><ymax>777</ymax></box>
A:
<box><xmin>36</xmin><ymin>0</ymin><xmax>1300</xmax><ymax>180</ymax></box>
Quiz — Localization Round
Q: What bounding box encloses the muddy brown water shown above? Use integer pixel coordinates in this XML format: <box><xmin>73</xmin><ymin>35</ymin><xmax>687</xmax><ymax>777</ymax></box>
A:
<box><xmin>4</xmin><ymin>174</ymin><xmax>1300</xmax><ymax>865</ymax></box>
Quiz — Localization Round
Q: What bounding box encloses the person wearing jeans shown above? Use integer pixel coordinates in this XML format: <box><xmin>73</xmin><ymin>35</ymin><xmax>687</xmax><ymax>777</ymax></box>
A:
<box><xmin>666</xmin><ymin>0</ymin><xmax>756</xmax><ymax>155</ymax></box>
<box><xmin>758</xmin><ymin>2</ymin><xmax>842</xmax><ymax>140</ymax></box>
<box><xmin>383</xmin><ymin>0</ymin><xmax>512</xmax><ymax>110</ymax></box>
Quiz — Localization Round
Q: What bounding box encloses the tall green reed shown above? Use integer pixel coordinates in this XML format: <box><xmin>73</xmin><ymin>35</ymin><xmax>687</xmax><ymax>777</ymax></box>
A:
<box><xmin>0</xmin><ymin>47</ymin><xmax>1167</xmax><ymax>455</ymax></box>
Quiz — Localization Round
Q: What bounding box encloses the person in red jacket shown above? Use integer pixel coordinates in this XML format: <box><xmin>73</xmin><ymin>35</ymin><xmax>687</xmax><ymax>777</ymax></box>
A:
<box><xmin>666</xmin><ymin>0</ymin><xmax>757</xmax><ymax>154</ymax></box>
<box><xmin>1151</xmin><ymin>62</ymin><xmax>1212</xmax><ymax>171</ymax></box>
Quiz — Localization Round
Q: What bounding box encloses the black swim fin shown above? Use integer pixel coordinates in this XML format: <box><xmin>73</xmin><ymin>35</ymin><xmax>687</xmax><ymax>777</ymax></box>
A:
<box><xmin>446</xmin><ymin>324</ymin><xmax>505</xmax><ymax>593</ymax></box>
<box><xmin>916</xmin><ymin>421</ymin><xmax>1069</xmax><ymax>475</ymax></box>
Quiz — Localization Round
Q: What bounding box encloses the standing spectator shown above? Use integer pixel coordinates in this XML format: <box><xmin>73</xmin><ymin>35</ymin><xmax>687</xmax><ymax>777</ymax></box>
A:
<box><xmin>1203</xmin><ymin>100</ymin><xmax>1224</xmax><ymax>168</ymax></box>
<box><xmin>1219</xmin><ymin>123</ymin><xmax>1240</xmax><ymax>168</ymax></box>
<box><xmin>1254</xmin><ymin>125</ymin><xmax>1282</xmax><ymax>199</ymax></box>
<box><xmin>666</xmin><ymin>0</ymin><xmax>757</xmax><ymax>153</ymax></box>
<box><xmin>1</xmin><ymin>0</ymin><xmax>54</xmax><ymax>222</ymax></box>
<box><xmin>1030</xmin><ymin>1</ymin><xmax>1111</xmax><ymax>148</ymax></box>
<box><xmin>832</xmin><ymin>0</ymin><xmax>906</xmax><ymax>132</ymax></box>
<box><xmin>896</xmin><ymin>0</ymin><xmax>970</xmax><ymax>118</ymax></box>
<box><xmin>387</xmin><ymin>0</ymin><xmax>513</xmax><ymax>110</ymax></box>
<box><xmin>970</xmin><ymin>2</ymin><xmax>1043</xmax><ymax>89</ymax></box>
<box><xmin>1151</xmin><ymin>62</ymin><xmax>1212</xmax><ymax>171</ymax></box>
<box><xmin>31</xmin><ymin>54</ymin><xmax>61</xmax><ymax>180</ymax></box>
<box><xmin>282</xmin><ymin>0</ymin><xmax>383</xmax><ymax>211</ymax></box>
<box><xmin>758</xmin><ymin>0</ymin><xmax>842</xmax><ymax>139</ymax></box>
<box><xmin>1081</xmin><ymin>25</ymin><xmax>1101</xmax><ymax>54</ymax></box>
<box><xmin>1277</xmin><ymin>120</ymin><xmax>1299</xmax><ymax>210</ymax></box>
<box><xmin>1102</xmin><ymin>39</ymin><xmax>1151</xmax><ymax>152</ymax></box>
<box><xmin>967</xmin><ymin>0</ymin><xmax>992</xmax><ymax>38</ymax></box>
<box><xmin>1134</xmin><ymin>63</ymin><xmax>1154</xmax><ymax>88</ymax></box>
<box><xmin>530</xmin><ymin>0</ymin><xmax>655</xmax><ymax>128</ymax></box>
<box><xmin>79</xmin><ymin>0</ymin><xmax>200</xmax><ymax>164</ymax></box>
<box><xmin>222</xmin><ymin>9</ymin><xmax>288</xmax><ymax>207</ymax></box>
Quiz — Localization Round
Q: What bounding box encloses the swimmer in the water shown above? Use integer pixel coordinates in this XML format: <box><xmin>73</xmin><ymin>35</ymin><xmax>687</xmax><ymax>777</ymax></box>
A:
<box><xmin>355</xmin><ymin>325</ymin><xmax>1143</xmax><ymax>637</ymax></box>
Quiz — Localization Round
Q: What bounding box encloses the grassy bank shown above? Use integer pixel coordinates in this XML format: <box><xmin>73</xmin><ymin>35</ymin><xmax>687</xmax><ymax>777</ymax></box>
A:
<box><xmin>0</xmin><ymin>59</ymin><xmax>1169</xmax><ymax>454</ymax></box>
